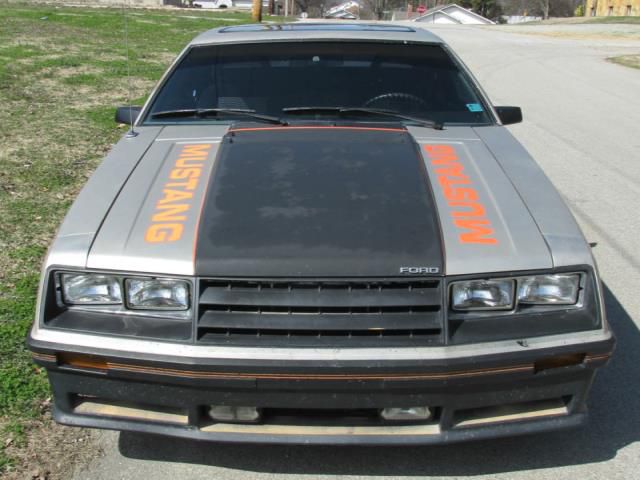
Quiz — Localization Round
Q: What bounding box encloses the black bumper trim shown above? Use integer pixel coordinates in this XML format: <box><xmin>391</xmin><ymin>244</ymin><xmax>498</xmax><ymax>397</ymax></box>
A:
<box><xmin>52</xmin><ymin>405</ymin><xmax>587</xmax><ymax>446</ymax></box>
<box><xmin>42</xmin><ymin>349</ymin><xmax>601</xmax><ymax>445</ymax></box>
<box><xmin>30</xmin><ymin>328</ymin><xmax>614</xmax><ymax>444</ymax></box>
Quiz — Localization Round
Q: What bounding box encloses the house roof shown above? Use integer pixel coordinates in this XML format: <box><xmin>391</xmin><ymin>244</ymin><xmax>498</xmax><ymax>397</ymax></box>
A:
<box><xmin>414</xmin><ymin>3</ymin><xmax>494</xmax><ymax>24</ymax></box>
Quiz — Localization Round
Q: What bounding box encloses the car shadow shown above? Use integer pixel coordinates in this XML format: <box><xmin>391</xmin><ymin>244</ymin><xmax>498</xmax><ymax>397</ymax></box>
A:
<box><xmin>118</xmin><ymin>284</ymin><xmax>637</xmax><ymax>476</ymax></box>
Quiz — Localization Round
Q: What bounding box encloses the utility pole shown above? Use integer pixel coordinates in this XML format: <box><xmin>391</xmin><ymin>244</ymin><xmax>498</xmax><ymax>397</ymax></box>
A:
<box><xmin>252</xmin><ymin>0</ymin><xmax>262</xmax><ymax>22</ymax></box>
<box><xmin>284</xmin><ymin>0</ymin><xmax>288</xmax><ymax>17</ymax></box>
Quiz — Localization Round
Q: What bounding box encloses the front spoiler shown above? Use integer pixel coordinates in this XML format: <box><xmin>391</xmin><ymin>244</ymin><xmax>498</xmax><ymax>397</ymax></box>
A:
<box><xmin>29</xmin><ymin>330</ymin><xmax>614</xmax><ymax>445</ymax></box>
<box><xmin>52</xmin><ymin>404</ymin><xmax>587</xmax><ymax>446</ymax></box>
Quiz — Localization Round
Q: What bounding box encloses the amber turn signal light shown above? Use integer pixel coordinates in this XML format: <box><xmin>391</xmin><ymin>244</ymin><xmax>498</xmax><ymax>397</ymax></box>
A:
<box><xmin>57</xmin><ymin>353</ymin><xmax>109</xmax><ymax>371</ymax></box>
<box><xmin>534</xmin><ymin>353</ymin><xmax>585</xmax><ymax>373</ymax></box>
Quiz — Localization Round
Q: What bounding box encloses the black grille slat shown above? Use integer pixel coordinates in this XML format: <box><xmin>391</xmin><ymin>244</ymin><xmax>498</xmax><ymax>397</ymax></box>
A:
<box><xmin>197</xmin><ymin>331</ymin><xmax>442</xmax><ymax>347</ymax></box>
<box><xmin>197</xmin><ymin>279</ymin><xmax>443</xmax><ymax>347</ymax></box>
<box><xmin>198</xmin><ymin>311</ymin><xmax>441</xmax><ymax>331</ymax></box>
<box><xmin>199</xmin><ymin>286</ymin><xmax>440</xmax><ymax>308</ymax></box>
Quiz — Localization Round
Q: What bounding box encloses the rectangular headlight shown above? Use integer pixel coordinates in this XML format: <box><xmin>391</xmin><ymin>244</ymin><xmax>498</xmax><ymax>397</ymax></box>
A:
<box><xmin>61</xmin><ymin>273</ymin><xmax>122</xmax><ymax>305</ymax></box>
<box><xmin>125</xmin><ymin>278</ymin><xmax>190</xmax><ymax>311</ymax></box>
<box><xmin>517</xmin><ymin>274</ymin><xmax>580</xmax><ymax>305</ymax></box>
<box><xmin>451</xmin><ymin>279</ymin><xmax>514</xmax><ymax>311</ymax></box>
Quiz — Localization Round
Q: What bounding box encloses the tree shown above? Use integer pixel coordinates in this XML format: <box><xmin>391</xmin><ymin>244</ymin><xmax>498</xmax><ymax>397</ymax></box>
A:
<box><xmin>458</xmin><ymin>0</ymin><xmax>504</xmax><ymax>21</ymax></box>
<box><xmin>361</xmin><ymin>0</ymin><xmax>406</xmax><ymax>19</ymax></box>
<box><xmin>538</xmin><ymin>0</ymin><xmax>550</xmax><ymax>18</ymax></box>
<box><xmin>499</xmin><ymin>0</ymin><xmax>580</xmax><ymax>18</ymax></box>
<box><xmin>252</xmin><ymin>0</ymin><xmax>262</xmax><ymax>21</ymax></box>
<box><xmin>294</xmin><ymin>0</ymin><xmax>328</xmax><ymax>16</ymax></box>
<box><xmin>470</xmin><ymin>0</ymin><xmax>504</xmax><ymax>20</ymax></box>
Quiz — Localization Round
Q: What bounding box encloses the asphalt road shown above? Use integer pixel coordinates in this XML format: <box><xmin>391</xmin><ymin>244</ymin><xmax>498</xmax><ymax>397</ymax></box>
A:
<box><xmin>72</xmin><ymin>23</ymin><xmax>640</xmax><ymax>480</ymax></box>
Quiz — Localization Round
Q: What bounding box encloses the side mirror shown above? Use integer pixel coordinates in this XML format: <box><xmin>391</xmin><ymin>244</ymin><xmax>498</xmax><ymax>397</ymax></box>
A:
<box><xmin>494</xmin><ymin>106</ymin><xmax>523</xmax><ymax>125</ymax></box>
<box><xmin>115</xmin><ymin>106</ymin><xmax>142</xmax><ymax>125</ymax></box>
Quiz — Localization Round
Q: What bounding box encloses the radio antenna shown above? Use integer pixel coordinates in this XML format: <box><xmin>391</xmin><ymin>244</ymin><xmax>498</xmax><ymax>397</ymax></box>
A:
<box><xmin>122</xmin><ymin>0</ymin><xmax>138</xmax><ymax>137</ymax></box>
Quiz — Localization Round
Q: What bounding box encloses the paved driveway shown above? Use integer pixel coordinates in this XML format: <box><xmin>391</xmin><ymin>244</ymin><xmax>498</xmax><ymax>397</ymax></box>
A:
<box><xmin>73</xmin><ymin>23</ymin><xmax>640</xmax><ymax>480</ymax></box>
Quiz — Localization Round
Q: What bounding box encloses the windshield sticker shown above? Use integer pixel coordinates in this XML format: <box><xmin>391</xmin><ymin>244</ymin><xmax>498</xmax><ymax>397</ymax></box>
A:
<box><xmin>466</xmin><ymin>103</ymin><xmax>483</xmax><ymax>112</ymax></box>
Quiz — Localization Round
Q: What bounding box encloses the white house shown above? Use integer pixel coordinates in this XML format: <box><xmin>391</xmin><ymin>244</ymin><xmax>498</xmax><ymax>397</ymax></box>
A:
<box><xmin>414</xmin><ymin>4</ymin><xmax>494</xmax><ymax>24</ymax></box>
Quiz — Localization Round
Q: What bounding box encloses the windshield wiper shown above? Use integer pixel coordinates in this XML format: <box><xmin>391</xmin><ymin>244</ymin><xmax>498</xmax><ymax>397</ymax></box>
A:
<box><xmin>151</xmin><ymin>108</ymin><xmax>287</xmax><ymax>125</ymax></box>
<box><xmin>282</xmin><ymin>106</ymin><xmax>443</xmax><ymax>130</ymax></box>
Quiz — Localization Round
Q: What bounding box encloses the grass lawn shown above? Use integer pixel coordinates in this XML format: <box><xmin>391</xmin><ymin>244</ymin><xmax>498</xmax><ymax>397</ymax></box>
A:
<box><xmin>0</xmin><ymin>3</ymin><xmax>254</xmax><ymax>476</ymax></box>
<box><xmin>521</xmin><ymin>16</ymin><xmax>640</xmax><ymax>25</ymax></box>
<box><xmin>609</xmin><ymin>54</ymin><xmax>640</xmax><ymax>69</ymax></box>
<box><xmin>586</xmin><ymin>16</ymin><xmax>640</xmax><ymax>24</ymax></box>
<box><xmin>502</xmin><ymin>18</ymin><xmax>640</xmax><ymax>41</ymax></box>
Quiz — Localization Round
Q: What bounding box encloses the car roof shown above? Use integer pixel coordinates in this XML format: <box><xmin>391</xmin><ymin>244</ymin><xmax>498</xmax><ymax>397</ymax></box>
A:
<box><xmin>191</xmin><ymin>23</ymin><xmax>445</xmax><ymax>46</ymax></box>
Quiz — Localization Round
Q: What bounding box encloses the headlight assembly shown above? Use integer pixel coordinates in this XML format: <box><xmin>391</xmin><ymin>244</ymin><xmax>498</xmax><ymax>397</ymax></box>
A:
<box><xmin>517</xmin><ymin>274</ymin><xmax>580</xmax><ymax>305</ymax></box>
<box><xmin>56</xmin><ymin>272</ymin><xmax>191</xmax><ymax>316</ymax></box>
<box><xmin>61</xmin><ymin>273</ymin><xmax>122</xmax><ymax>305</ymax></box>
<box><xmin>451</xmin><ymin>279</ymin><xmax>514</xmax><ymax>311</ymax></box>
<box><xmin>126</xmin><ymin>278</ymin><xmax>190</xmax><ymax>311</ymax></box>
<box><xmin>450</xmin><ymin>273</ymin><xmax>582</xmax><ymax>312</ymax></box>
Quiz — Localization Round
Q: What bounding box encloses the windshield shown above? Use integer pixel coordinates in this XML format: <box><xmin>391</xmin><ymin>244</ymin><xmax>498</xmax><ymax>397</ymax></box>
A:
<box><xmin>144</xmin><ymin>41</ymin><xmax>493</xmax><ymax>126</ymax></box>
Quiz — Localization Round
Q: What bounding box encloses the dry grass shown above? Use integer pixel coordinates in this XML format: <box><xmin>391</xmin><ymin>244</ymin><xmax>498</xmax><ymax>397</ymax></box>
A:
<box><xmin>520</xmin><ymin>16</ymin><xmax>640</xmax><ymax>25</ymax></box>
<box><xmin>501</xmin><ymin>28</ymin><xmax>640</xmax><ymax>41</ymax></box>
<box><xmin>1</xmin><ymin>407</ymin><xmax>101</xmax><ymax>480</ymax></box>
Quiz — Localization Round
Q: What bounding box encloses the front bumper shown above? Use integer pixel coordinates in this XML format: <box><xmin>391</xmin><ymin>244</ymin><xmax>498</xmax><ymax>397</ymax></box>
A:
<box><xmin>29</xmin><ymin>330</ymin><xmax>614</xmax><ymax>445</ymax></box>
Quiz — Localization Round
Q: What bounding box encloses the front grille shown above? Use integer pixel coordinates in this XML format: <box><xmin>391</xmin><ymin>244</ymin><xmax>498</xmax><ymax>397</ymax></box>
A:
<box><xmin>196</xmin><ymin>279</ymin><xmax>443</xmax><ymax>347</ymax></box>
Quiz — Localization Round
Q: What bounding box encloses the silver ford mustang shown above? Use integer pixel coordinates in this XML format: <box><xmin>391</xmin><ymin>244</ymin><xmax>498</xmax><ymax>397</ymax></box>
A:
<box><xmin>28</xmin><ymin>23</ymin><xmax>614</xmax><ymax>444</ymax></box>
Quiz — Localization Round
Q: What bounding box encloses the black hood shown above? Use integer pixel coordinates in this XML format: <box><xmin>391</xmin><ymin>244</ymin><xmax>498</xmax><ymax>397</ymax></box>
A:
<box><xmin>194</xmin><ymin>127</ymin><xmax>443</xmax><ymax>277</ymax></box>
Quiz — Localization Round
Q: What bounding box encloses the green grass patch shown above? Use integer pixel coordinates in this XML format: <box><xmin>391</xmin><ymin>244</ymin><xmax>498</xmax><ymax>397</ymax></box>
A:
<box><xmin>586</xmin><ymin>16</ymin><xmax>640</xmax><ymax>24</ymax></box>
<box><xmin>608</xmin><ymin>54</ymin><xmax>640</xmax><ymax>70</ymax></box>
<box><xmin>0</xmin><ymin>450</ymin><xmax>14</xmax><ymax>472</ymax></box>
<box><xmin>0</xmin><ymin>274</ymin><xmax>50</xmax><ymax>416</ymax></box>
<box><xmin>517</xmin><ymin>16</ymin><xmax>640</xmax><ymax>25</ymax></box>
<box><xmin>0</xmin><ymin>44</ymin><xmax>45</xmax><ymax>60</ymax></box>
<box><xmin>86</xmin><ymin>104</ymin><xmax>121</xmax><ymax>131</ymax></box>
<box><xmin>31</xmin><ymin>56</ymin><xmax>90</xmax><ymax>69</ymax></box>
<box><xmin>0</xmin><ymin>3</ymin><xmax>257</xmax><ymax>475</ymax></box>
<box><xmin>63</xmin><ymin>72</ymin><xmax>103</xmax><ymax>86</ymax></box>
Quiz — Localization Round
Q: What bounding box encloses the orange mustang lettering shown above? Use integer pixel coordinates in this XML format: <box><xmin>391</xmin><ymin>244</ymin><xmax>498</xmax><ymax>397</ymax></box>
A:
<box><xmin>423</xmin><ymin>144</ymin><xmax>498</xmax><ymax>245</ymax></box>
<box><xmin>145</xmin><ymin>143</ymin><xmax>212</xmax><ymax>243</ymax></box>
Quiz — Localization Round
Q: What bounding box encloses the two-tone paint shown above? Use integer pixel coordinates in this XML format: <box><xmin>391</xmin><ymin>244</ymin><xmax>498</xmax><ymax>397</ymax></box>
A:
<box><xmin>28</xmin><ymin>23</ymin><xmax>613</xmax><ymax>445</ymax></box>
